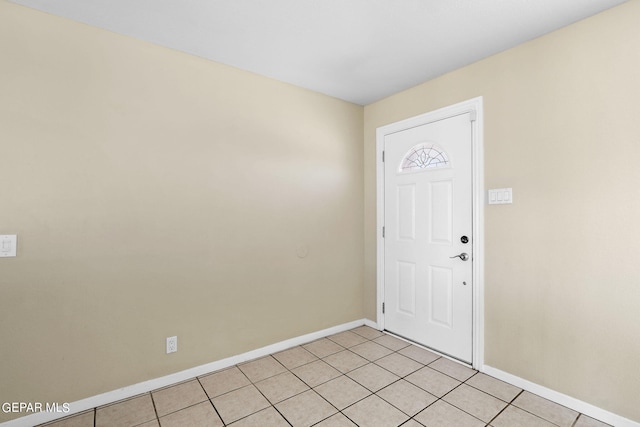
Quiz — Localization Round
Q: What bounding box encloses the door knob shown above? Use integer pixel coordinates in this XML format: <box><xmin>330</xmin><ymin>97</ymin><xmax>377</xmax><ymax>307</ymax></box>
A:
<box><xmin>450</xmin><ymin>252</ymin><xmax>469</xmax><ymax>261</ymax></box>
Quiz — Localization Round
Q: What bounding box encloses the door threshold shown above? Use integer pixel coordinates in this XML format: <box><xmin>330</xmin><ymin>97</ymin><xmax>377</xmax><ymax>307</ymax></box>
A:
<box><xmin>383</xmin><ymin>329</ymin><xmax>473</xmax><ymax>368</ymax></box>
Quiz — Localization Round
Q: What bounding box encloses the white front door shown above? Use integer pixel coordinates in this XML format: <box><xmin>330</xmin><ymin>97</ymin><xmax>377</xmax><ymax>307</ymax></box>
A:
<box><xmin>384</xmin><ymin>112</ymin><xmax>473</xmax><ymax>363</ymax></box>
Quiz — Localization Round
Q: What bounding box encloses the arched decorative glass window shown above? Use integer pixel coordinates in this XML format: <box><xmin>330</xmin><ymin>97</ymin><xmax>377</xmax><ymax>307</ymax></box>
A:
<box><xmin>400</xmin><ymin>143</ymin><xmax>450</xmax><ymax>172</ymax></box>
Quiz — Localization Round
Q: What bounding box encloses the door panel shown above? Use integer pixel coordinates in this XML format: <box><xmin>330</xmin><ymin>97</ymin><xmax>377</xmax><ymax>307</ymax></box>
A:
<box><xmin>428</xmin><ymin>266</ymin><xmax>453</xmax><ymax>327</ymax></box>
<box><xmin>397</xmin><ymin>185</ymin><xmax>416</xmax><ymax>241</ymax></box>
<box><xmin>384</xmin><ymin>113</ymin><xmax>472</xmax><ymax>363</ymax></box>
<box><xmin>397</xmin><ymin>261</ymin><xmax>416</xmax><ymax>316</ymax></box>
<box><xmin>429</xmin><ymin>180</ymin><xmax>453</xmax><ymax>245</ymax></box>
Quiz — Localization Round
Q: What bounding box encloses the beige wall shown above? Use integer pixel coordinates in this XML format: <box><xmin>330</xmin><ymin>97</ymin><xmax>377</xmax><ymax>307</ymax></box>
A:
<box><xmin>0</xmin><ymin>2</ymin><xmax>363</xmax><ymax>421</ymax></box>
<box><xmin>3</xmin><ymin>0</ymin><xmax>640</xmax><ymax>423</ymax></box>
<box><xmin>365</xmin><ymin>0</ymin><xmax>640</xmax><ymax>421</ymax></box>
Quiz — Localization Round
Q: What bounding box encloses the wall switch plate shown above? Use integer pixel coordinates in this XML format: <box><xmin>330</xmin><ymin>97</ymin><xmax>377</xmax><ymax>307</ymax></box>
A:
<box><xmin>166</xmin><ymin>336</ymin><xmax>177</xmax><ymax>354</ymax></box>
<box><xmin>0</xmin><ymin>235</ymin><xmax>17</xmax><ymax>257</ymax></box>
<box><xmin>488</xmin><ymin>188</ymin><xmax>513</xmax><ymax>205</ymax></box>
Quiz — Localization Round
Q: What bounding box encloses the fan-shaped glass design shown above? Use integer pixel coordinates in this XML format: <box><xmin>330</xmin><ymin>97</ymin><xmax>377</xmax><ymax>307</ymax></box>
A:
<box><xmin>400</xmin><ymin>143</ymin><xmax>450</xmax><ymax>172</ymax></box>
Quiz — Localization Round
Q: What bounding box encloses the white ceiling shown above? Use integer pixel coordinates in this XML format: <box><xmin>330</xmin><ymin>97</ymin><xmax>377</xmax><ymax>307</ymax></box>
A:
<box><xmin>10</xmin><ymin>0</ymin><xmax>627</xmax><ymax>105</ymax></box>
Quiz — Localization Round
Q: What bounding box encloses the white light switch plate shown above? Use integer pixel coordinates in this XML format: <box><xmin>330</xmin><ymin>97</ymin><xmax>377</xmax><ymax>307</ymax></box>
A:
<box><xmin>0</xmin><ymin>235</ymin><xmax>17</xmax><ymax>257</ymax></box>
<box><xmin>488</xmin><ymin>188</ymin><xmax>513</xmax><ymax>205</ymax></box>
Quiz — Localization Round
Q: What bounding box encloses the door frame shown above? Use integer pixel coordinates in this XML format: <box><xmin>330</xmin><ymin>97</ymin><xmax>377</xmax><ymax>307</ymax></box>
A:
<box><xmin>376</xmin><ymin>97</ymin><xmax>484</xmax><ymax>369</ymax></box>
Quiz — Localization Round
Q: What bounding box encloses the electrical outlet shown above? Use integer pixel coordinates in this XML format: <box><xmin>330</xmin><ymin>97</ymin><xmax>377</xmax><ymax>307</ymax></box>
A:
<box><xmin>166</xmin><ymin>336</ymin><xmax>177</xmax><ymax>354</ymax></box>
<box><xmin>0</xmin><ymin>235</ymin><xmax>17</xmax><ymax>257</ymax></box>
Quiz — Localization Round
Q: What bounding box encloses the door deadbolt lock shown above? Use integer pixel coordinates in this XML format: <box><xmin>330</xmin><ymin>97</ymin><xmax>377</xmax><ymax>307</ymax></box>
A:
<box><xmin>460</xmin><ymin>235</ymin><xmax>469</xmax><ymax>244</ymax></box>
<box><xmin>450</xmin><ymin>252</ymin><xmax>469</xmax><ymax>261</ymax></box>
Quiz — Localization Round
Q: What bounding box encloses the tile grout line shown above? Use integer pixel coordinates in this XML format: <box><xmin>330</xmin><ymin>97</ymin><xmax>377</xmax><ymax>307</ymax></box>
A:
<box><xmin>332</xmin><ymin>334</ymin><xmax>440</xmax><ymax>424</ymax></box>
<box><xmin>448</xmin><ymin>371</ymin><xmax>519</xmax><ymax>425</ymax></box>
<box><xmin>282</xmin><ymin>342</ymin><xmax>351</xmax><ymax>425</ymax></box>
<box><xmin>148</xmin><ymin>390</ymin><xmax>160</xmax><ymax>425</ymax></box>
<box><xmin>306</xmin><ymin>331</ymin><xmax>398</xmax><ymax>426</ymax></box>
<box><xmin>400</xmin><ymin>349</ymin><xmax>515</xmax><ymax>426</ymax></box>
<box><xmin>195</xmin><ymin>376</ymin><xmax>226</xmax><ymax>425</ymax></box>
<box><xmin>309</xmin><ymin>335</ymin><xmax>376</xmax><ymax>424</ymax></box>
<box><xmin>510</xmin><ymin>391</ymin><xmax>580</xmax><ymax>427</ymax></box>
<box><xmin>316</xmin><ymin>332</ymin><xmax>430</xmax><ymax>426</ymax></box>
<box><xmin>245</xmin><ymin>356</ymin><xmax>294</xmax><ymax>427</ymax></box>
<box><xmin>245</xmin><ymin>352</ymin><xmax>339</xmax><ymax>427</ymax></box>
<box><xmin>233</xmin><ymin>356</ymin><xmax>285</xmax><ymax>425</ymax></box>
<box><xmin>267</xmin><ymin>391</ymin><xmax>294</xmax><ymax>427</ymax></box>
<box><xmin>485</xmin><ymin>389</ymin><xmax>525</xmax><ymax>426</ymax></box>
<box><xmin>434</xmin><ymin>380</ymin><xmax>490</xmax><ymax>425</ymax></box>
<box><xmin>570</xmin><ymin>414</ymin><xmax>580</xmax><ymax>427</ymax></box>
<box><xmin>367</xmin><ymin>348</ymin><xmax>433</xmax><ymax>419</ymax></box>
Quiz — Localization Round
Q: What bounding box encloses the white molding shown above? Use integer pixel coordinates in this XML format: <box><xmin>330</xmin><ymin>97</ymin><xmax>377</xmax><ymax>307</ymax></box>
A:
<box><xmin>375</xmin><ymin>120</ymin><xmax>386</xmax><ymax>332</ymax></box>
<box><xmin>470</xmin><ymin>99</ymin><xmax>485</xmax><ymax>370</ymax></box>
<box><xmin>375</xmin><ymin>97</ymin><xmax>485</xmax><ymax>369</ymax></box>
<box><xmin>483</xmin><ymin>365</ymin><xmax>640</xmax><ymax>427</ymax></box>
<box><xmin>1</xmin><ymin>319</ymin><xmax>367</xmax><ymax>427</ymax></box>
<box><xmin>363</xmin><ymin>318</ymin><xmax>379</xmax><ymax>329</ymax></box>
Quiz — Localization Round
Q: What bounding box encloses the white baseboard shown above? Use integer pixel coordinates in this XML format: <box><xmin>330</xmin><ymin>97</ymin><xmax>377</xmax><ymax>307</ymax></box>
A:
<box><xmin>483</xmin><ymin>365</ymin><xmax>640</xmax><ymax>427</ymax></box>
<box><xmin>363</xmin><ymin>318</ymin><xmax>379</xmax><ymax>329</ymax></box>
<box><xmin>1</xmin><ymin>319</ymin><xmax>368</xmax><ymax>427</ymax></box>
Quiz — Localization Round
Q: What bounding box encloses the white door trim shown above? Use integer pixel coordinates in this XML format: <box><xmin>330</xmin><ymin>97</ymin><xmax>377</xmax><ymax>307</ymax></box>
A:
<box><xmin>376</xmin><ymin>97</ymin><xmax>484</xmax><ymax>369</ymax></box>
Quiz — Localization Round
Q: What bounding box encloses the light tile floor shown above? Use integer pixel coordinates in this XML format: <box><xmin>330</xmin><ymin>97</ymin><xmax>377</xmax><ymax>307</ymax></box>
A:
<box><xmin>39</xmin><ymin>326</ymin><xmax>611</xmax><ymax>427</ymax></box>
